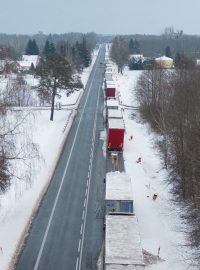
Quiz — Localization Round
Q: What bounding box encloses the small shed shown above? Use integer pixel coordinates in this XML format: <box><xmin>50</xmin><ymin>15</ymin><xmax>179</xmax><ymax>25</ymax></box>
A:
<box><xmin>105</xmin><ymin>214</ymin><xmax>145</xmax><ymax>270</ymax></box>
<box><xmin>155</xmin><ymin>56</ymin><xmax>173</xmax><ymax>69</ymax></box>
<box><xmin>106</xmin><ymin>172</ymin><xmax>133</xmax><ymax>213</ymax></box>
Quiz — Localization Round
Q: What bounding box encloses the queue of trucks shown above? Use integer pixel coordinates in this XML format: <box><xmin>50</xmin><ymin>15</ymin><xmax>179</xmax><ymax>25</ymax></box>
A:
<box><xmin>103</xmin><ymin>49</ymin><xmax>145</xmax><ymax>270</ymax></box>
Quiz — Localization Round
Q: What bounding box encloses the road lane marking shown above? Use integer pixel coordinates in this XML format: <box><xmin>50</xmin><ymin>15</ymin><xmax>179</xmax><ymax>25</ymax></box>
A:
<box><xmin>84</xmin><ymin>198</ymin><xmax>86</xmax><ymax>207</ymax></box>
<box><xmin>33</xmin><ymin>49</ymin><xmax>102</xmax><ymax>270</ymax></box>
<box><xmin>78</xmin><ymin>239</ymin><xmax>81</xmax><ymax>252</ymax></box>
<box><xmin>85</xmin><ymin>189</ymin><xmax>88</xmax><ymax>197</ymax></box>
<box><xmin>78</xmin><ymin>81</ymin><xmax>102</xmax><ymax>270</ymax></box>
<box><xmin>82</xmin><ymin>210</ymin><xmax>85</xmax><ymax>220</ymax></box>
<box><xmin>80</xmin><ymin>224</ymin><xmax>83</xmax><ymax>235</ymax></box>
<box><xmin>76</xmin><ymin>257</ymin><xmax>79</xmax><ymax>270</ymax></box>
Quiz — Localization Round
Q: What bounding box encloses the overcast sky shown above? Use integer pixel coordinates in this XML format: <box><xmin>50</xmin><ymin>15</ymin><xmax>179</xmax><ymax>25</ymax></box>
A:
<box><xmin>0</xmin><ymin>0</ymin><xmax>199</xmax><ymax>35</ymax></box>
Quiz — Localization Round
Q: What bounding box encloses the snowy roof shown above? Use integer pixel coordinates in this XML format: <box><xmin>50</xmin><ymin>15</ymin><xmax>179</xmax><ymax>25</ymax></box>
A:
<box><xmin>155</xmin><ymin>56</ymin><xmax>173</xmax><ymax>61</ymax></box>
<box><xmin>106</xmin><ymin>172</ymin><xmax>133</xmax><ymax>200</ymax></box>
<box><xmin>108</xmin><ymin>118</ymin><xmax>124</xmax><ymax>129</ymax></box>
<box><xmin>108</xmin><ymin>109</ymin><xmax>122</xmax><ymax>119</ymax></box>
<box><xmin>22</xmin><ymin>55</ymin><xmax>40</xmax><ymax>62</ymax></box>
<box><xmin>129</xmin><ymin>54</ymin><xmax>144</xmax><ymax>60</ymax></box>
<box><xmin>105</xmin><ymin>215</ymin><xmax>145</xmax><ymax>267</ymax></box>
<box><xmin>106</xmin><ymin>99</ymin><xmax>119</xmax><ymax>107</ymax></box>
<box><xmin>18</xmin><ymin>55</ymin><xmax>40</xmax><ymax>69</ymax></box>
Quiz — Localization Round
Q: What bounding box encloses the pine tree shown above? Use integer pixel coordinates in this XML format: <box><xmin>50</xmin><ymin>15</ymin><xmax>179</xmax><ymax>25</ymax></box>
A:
<box><xmin>59</xmin><ymin>43</ymin><xmax>66</xmax><ymax>57</ymax></box>
<box><xmin>129</xmin><ymin>39</ymin><xmax>134</xmax><ymax>54</ymax></box>
<box><xmin>43</xmin><ymin>40</ymin><xmax>55</xmax><ymax>58</ymax></box>
<box><xmin>49</xmin><ymin>42</ymin><xmax>55</xmax><ymax>55</ymax></box>
<box><xmin>32</xmin><ymin>39</ymin><xmax>39</xmax><ymax>55</ymax></box>
<box><xmin>129</xmin><ymin>39</ymin><xmax>141</xmax><ymax>54</ymax></box>
<box><xmin>36</xmin><ymin>53</ymin><xmax>82</xmax><ymax>121</ymax></box>
<box><xmin>78</xmin><ymin>37</ymin><xmax>91</xmax><ymax>67</ymax></box>
<box><xmin>165</xmin><ymin>46</ymin><xmax>172</xmax><ymax>58</ymax></box>
<box><xmin>25</xmin><ymin>40</ymin><xmax>33</xmax><ymax>55</ymax></box>
<box><xmin>25</xmin><ymin>39</ymin><xmax>39</xmax><ymax>55</ymax></box>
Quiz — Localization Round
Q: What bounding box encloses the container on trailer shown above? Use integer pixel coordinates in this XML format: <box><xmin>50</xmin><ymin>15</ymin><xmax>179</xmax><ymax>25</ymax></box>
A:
<box><xmin>105</xmin><ymin>72</ymin><xmax>113</xmax><ymax>82</ymax></box>
<box><xmin>107</xmin><ymin>118</ymin><xmax>125</xmax><ymax>151</ymax></box>
<box><xmin>106</xmin><ymin>171</ymin><xmax>133</xmax><ymax>213</ymax></box>
<box><xmin>107</xmin><ymin>109</ymin><xmax>122</xmax><ymax>119</ymax></box>
<box><xmin>106</xmin><ymin>99</ymin><xmax>119</xmax><ymax>110</ymax></box>
<box><xmin>105</xmin><ymin>82</ymin><xmax>116</xmax><ymax>98</ymax></box>
<box><xmin>105</xmin><ymin>214</ymin><xmax>145</xmax><ymax>270</ymax></box>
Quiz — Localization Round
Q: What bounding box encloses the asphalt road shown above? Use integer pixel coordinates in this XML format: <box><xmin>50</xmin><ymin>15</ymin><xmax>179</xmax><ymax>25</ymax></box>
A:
<box><xmin>16</xmin><ymin>46</ymin><xmax>106</xmax><ymax>270</ymax></box>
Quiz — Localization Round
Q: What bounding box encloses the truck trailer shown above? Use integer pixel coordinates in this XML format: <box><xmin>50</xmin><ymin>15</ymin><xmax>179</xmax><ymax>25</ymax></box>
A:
<box><xmin>107</xmin><ymin>118</ymin><xmax>125</xmax><ymax>151</ymax></box>
<box><xmin>105</xmin><ymin>214</ymin><xmax>145</xmax><ymax>270</ymax></box>
<box><xmin>105</xmin><ymin>81</ymin><xmax>116</xmax><ymax>98</ymax></box>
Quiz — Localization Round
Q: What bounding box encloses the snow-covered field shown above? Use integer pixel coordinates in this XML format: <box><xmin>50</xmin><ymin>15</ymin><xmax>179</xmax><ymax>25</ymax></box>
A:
<box><xmin>116</xmin><ymin>68</ymin><xmax>197</xmax><ymax>270</ymax></box>
<box><xmin>0</xmin><ymin>49</ymin><xmax>98</xmax><ymax>270</ymax></box>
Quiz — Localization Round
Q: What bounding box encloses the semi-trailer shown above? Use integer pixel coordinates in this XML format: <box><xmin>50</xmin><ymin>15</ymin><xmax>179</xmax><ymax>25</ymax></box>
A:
<box><xmin>105</xmin><ymin>81</ymin><xmax>116</xmax><ymax>98</ymax></box>
<box><xmin>107</xmin><ymin>118</ymin><xmax>125</xmax><ymax>151</ymax></box>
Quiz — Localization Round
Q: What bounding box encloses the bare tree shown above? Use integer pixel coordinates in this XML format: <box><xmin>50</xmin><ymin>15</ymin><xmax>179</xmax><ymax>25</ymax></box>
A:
<box><xmin>110</xmin><ymin>36</ymin><xmax>129</xmax><ymax>73</ymax></box>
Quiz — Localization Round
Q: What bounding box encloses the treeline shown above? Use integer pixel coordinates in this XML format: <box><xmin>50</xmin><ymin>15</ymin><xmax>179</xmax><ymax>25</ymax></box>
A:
<box><xmin>111</xmin><ymin>28</ymin><xmax>200</xmax><ymax>73</ymax></box>
<box><xmin>0</xmin><ymin>37</ymin><xmax>95</xmax><ymax>73</ymax></box>
<box><xmin>136</xmin><ymin>61</ymin><xmax>200</xmax><ymax>264</ymax></box>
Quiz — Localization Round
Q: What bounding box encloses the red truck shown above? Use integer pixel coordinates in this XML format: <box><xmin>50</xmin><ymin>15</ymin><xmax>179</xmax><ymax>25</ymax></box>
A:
<box><xmin>105</xmin><ymin>81</ymin><xmax>116</xmax><ymax>98</ymax></box>
<box><xmin>107</xmin><ymin>118</ymin><xmax>125</xmax><ymax>151</ymax></box>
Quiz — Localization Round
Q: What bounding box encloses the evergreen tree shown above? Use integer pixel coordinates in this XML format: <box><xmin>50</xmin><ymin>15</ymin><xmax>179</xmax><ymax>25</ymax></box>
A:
<box><xmin>32</xmin><ymin>39</ymin><xmax>39</xmax><ymax>55</ymax></box>
<box><xmin>174</xmin><ymin>52</ymin><xmax>181</xmax><ymax>67</ymax></box>
<box><xmin>49</xmin><ymin>42</ymin><xmax>55</xmax><ymax>55</ymax></box>
<box><xmin>129</xmin><ymin>39</ymin><xmax>141</xmax><ymax>54</ymax></box>
<box><xmin>25</xmin><ymin>39</ymin><xmax>39</xmax><ymax>55</ymax></box>
<box><xmin>36</xmin><ymin>53</ymin><xmax>82</xmax><ymax>121</ymax></box>
<box><xmin>129</xmin><ymin>39</ymin><xmax>134</xmax><ymax>54</ymax></box>
<box><xmin>25</xmin><ymin>40</ymin><xmax>33</xmax><ymax>55</ymax></box>
<box><xmin>165</xmin><ymin>46</ymin><xmax>172</xmax><ymax>58</ymax></box>
<box><xmin>59</xmin><ymin>43</ymin><xmax>66</xmax><ymax>57</ymax></box>
<box><xmin>78</xmin><ymin>37</ymin><xmax>91</xmax><ymax>67</ymax></box>
<box><xmin>43</xmin><ymin>40</ymin><xmax>50</xmax><ymax>58</ymax></box>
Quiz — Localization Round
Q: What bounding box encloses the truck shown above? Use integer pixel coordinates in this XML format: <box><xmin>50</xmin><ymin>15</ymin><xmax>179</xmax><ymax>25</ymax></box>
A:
<box><xmin>107</xmin><ymin>118</ymin><xmax>125</xmax><ymax>151</ymax></box>
<box><xmin>105</xmin><ymin>214</ymin><xmax>145</xmax><ymax>270</ymax></box>
<box><xmin>105</xmin><ymin>81</ymin><xmax>116</xmax><ymax>98</ymax></box>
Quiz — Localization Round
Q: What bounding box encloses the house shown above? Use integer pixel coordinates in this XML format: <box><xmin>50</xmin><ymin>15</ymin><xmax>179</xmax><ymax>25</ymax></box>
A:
<box><xmin>17</xmin><ymin>55</ymin><xmax>40</xmax><ymax>72</ymax></box>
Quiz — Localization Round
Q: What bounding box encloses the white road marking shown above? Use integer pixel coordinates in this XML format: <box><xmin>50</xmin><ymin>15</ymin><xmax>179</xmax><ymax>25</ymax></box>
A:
<box><xmin>80</xmin><ymin>224</ymin><xmax>83</xmax><ymax>235</ymax></box>
<box><xmin>84</xmin><ymin>198</ymin><xmax>86</xmax><ymax>207</ymax></box>
<box><xmin>33</xmin><ymin>51</ymin><xmax>101</xmax><ymax>270</ymax></box>
<box><xmin>78</xmin><ymin>239</ymin><xmax>81</xmax><ymax>252</ymax></box>
<box><xmin>76</xmin><ymin>257</ymin><xmax>79</xmax><ymax>270</ymax></box>
<box><xmin>82</xmin><ymin>210</ymin><xmax>85</xmax><ymax>220</ymax></box>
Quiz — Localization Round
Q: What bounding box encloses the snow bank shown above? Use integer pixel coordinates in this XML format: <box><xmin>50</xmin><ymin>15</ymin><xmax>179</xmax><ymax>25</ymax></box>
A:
<box><xmin>115</xmin><ymin>68</ymin><xmax>197</xmax><ymax>270</ymax></box>
<box><xmin>0</xmin><ymin>48</ymin><xmax>98</xmax><ymax>270</ymax></box>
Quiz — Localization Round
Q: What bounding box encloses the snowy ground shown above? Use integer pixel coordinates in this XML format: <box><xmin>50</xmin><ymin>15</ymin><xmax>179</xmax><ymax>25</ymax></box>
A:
<box><xmin>115</xmin><ymin>68</ymin><xmax>197</xmax><ymax>270</ymax></box>
<box><xmin>0</xmin><ymin>49</ymin><xmax>98</xmax><ymax>270</ymax></box>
